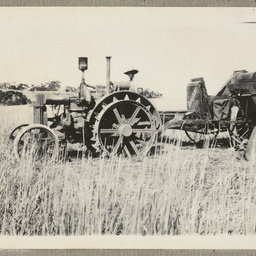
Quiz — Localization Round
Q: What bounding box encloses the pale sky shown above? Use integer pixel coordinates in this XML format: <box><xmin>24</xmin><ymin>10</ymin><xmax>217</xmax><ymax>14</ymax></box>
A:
<box><xmin>0</xmin><ymin>7</ymin><xmax>256</xmax><ymax>106</ymax></box>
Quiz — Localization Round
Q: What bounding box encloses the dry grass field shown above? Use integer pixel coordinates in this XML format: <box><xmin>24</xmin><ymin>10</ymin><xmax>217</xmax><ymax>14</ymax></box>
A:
<box><xmin>0</xmin><ymin>105</ymin><xmax>256</xmax><ymax>236</ymax></box>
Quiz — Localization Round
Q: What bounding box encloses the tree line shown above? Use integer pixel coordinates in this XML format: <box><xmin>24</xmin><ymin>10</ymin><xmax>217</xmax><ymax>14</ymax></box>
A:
<box><xmin>0</xmin><ymin>81</ymin><xmax>163</xmax><ymax>98</ymax></box>
<box><xmin>0</xmin><ymin>81</ymin><xmax>62</xmax><ymax>91</ymax></box>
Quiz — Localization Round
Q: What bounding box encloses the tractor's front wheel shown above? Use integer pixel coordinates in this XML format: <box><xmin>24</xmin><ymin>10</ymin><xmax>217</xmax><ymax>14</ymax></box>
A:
<box><xmin>13</xmin><ymin>124</ymin><xmax>59</xmax><ymax>162</ymax></box>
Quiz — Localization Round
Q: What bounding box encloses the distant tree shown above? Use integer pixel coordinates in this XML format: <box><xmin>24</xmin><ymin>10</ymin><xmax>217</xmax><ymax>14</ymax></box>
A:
<box><xmin>0</xmin><ymin>83</ymin><xmax>10</xmax><ymax>89</ymax></box>
<box><xmin>29</xmin><ymin>81</ymin><xmax>61</xmax><ymax>91</ymax></box>
<box><xmin>0</xmin><ymin>90</ymin><xmax>31</xmax><ymax>105</ymax></box>
<box><xmin>46</xmin><ymin>81</ymin><xmax>61</xmax><ymax>91</ymax></box>
<box><xmin>65</xmin><ymin>86</ymin><xmax>77</xmax><ymax>93</ymax></box>
<box><xmin>17</xmin><ymin>83</ymin><xmax>30</xmax><ymax>90</ymax></box>
<box><xmin>41</xmin><ymin>83</ymin><xmax>47</xmax><ymax>91</ymax></box>
<box><xmin>65</xmin><ymin>86</ymin><xmax>71</xmax><ymax>92</ymax></box>
<box><xmin>29</xmin><ymin>84</ymin><xmax>41</xmax><ymax>91</ymax></box>
<box><xmin>30</xmin><ymin>84</ymin><xmax>35</xmax><ymax>91</ymax></box>
<box><xmin>8</xmin><ymin>85</ymin><xmax>17</xmax><ymax>90</ymax></box>
<box><xmin>142</xmin><ymin>88</ymin><xmax>163</xmax><ymax>98</ymax></box>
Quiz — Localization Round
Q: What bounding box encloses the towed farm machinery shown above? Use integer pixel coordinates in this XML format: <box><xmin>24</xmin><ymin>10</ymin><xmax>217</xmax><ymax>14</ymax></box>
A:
<box><xmin>9</xmin><ymin>57</ymin><xmax>256</xmax><ymax>161</ymax></box>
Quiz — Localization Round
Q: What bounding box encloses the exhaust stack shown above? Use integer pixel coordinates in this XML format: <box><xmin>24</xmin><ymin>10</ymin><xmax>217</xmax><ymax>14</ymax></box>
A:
<box><xmin>106</xmin><ymin>56</ymin><xmax>111</xmax><ymax>95</ymax></box>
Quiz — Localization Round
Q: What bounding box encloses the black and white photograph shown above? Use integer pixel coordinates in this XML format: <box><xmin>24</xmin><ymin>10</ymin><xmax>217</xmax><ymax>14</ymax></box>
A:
<box><xmin>1</xmin><ymin>6</ymin><xmax>256</xmax><ymax>250</ymax></box>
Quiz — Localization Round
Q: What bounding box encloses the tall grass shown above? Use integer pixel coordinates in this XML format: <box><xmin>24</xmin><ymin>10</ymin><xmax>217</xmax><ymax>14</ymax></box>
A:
<box><xmin>0</xmin><ymin>106</ymin><xmax>256</xmax><ymax>235</ymax></box>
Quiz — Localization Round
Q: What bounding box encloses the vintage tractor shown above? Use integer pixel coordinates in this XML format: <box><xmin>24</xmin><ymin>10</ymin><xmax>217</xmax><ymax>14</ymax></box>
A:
<box><xmin>10</xmin><ymin>57</ymin><xmax>162</xmax><ymax>160</ymax></box>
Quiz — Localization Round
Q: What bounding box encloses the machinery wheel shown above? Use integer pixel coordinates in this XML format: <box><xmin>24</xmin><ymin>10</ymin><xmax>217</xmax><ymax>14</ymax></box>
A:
<box><xmin>244</xmin><ymin>126</ymin><xmax>256</xmax><ymax>161</ymax></box>
<box><xmin>13</xmin><ymin>124</ymin><xmax>59</xmax><ymax>161</ymax></box>
<box><xmin>185</xmin><ymin>130</ymin><xmax>205</xmax><ymax>144</ymax></box>
<box><xmin>183</xmin><ymin>112</ymin><xmax>206</xmax><ymax>144</ymax></box>
<box><xmin>89</xmin><ymin>92</ymin><xmax>161</xmax><ymax>157</ymax></box>
<box><xmin>229</xmin><ymin>106</ymin><xmax>252</xmax><ymax>147</ymax></box>
<box><xmin>9</xmin><ymin>123</ymin><xmax>29</xmax><ymax>142</ymax></box>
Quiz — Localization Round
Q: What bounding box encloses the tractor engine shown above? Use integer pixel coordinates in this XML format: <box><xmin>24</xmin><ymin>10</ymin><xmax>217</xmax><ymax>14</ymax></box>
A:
<box><xmin>46</xmin><ymin>97</ymin><xmax>89</xmax><ymax>144</ymax></box>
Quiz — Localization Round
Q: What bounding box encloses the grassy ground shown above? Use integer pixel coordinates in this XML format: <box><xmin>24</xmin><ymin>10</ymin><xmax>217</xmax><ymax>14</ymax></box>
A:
<box><xmin>0</xmin><ymin>106</ymin><xmax>256</xmax><ymax>235</ymax></box>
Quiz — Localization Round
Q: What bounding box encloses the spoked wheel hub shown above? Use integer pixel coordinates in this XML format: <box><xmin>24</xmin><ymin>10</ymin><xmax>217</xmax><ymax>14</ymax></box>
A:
<box><xmin>119</xmin><ymin>124</ymin><xmax>133</xmax><ymax>137</ymax></box>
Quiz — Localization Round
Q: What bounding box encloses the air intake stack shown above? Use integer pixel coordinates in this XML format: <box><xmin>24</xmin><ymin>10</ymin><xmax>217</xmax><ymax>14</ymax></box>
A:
<box><xmin>78</xmin><ymin>57</ymin><xmax>88</xmax><ymax>81</ymax></box>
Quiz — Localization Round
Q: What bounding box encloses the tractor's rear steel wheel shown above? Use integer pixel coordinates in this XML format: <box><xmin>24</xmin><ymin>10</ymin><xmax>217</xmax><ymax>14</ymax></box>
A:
<box><xmin>13</xmin><ymin>124</ymin><xmax>59</xmax><ymax>161</ymax></box>
<box><xmin>90</xmin><ymin>93</ymin><xmax>160</xmax><ymax>156</ymax></box>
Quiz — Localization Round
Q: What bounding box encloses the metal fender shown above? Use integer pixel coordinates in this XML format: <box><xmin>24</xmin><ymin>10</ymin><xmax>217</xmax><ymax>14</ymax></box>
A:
<box><xmin>244</xmin><ymin>126</ymin><xmax>256</xmax><ymax>161</ymax></box>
